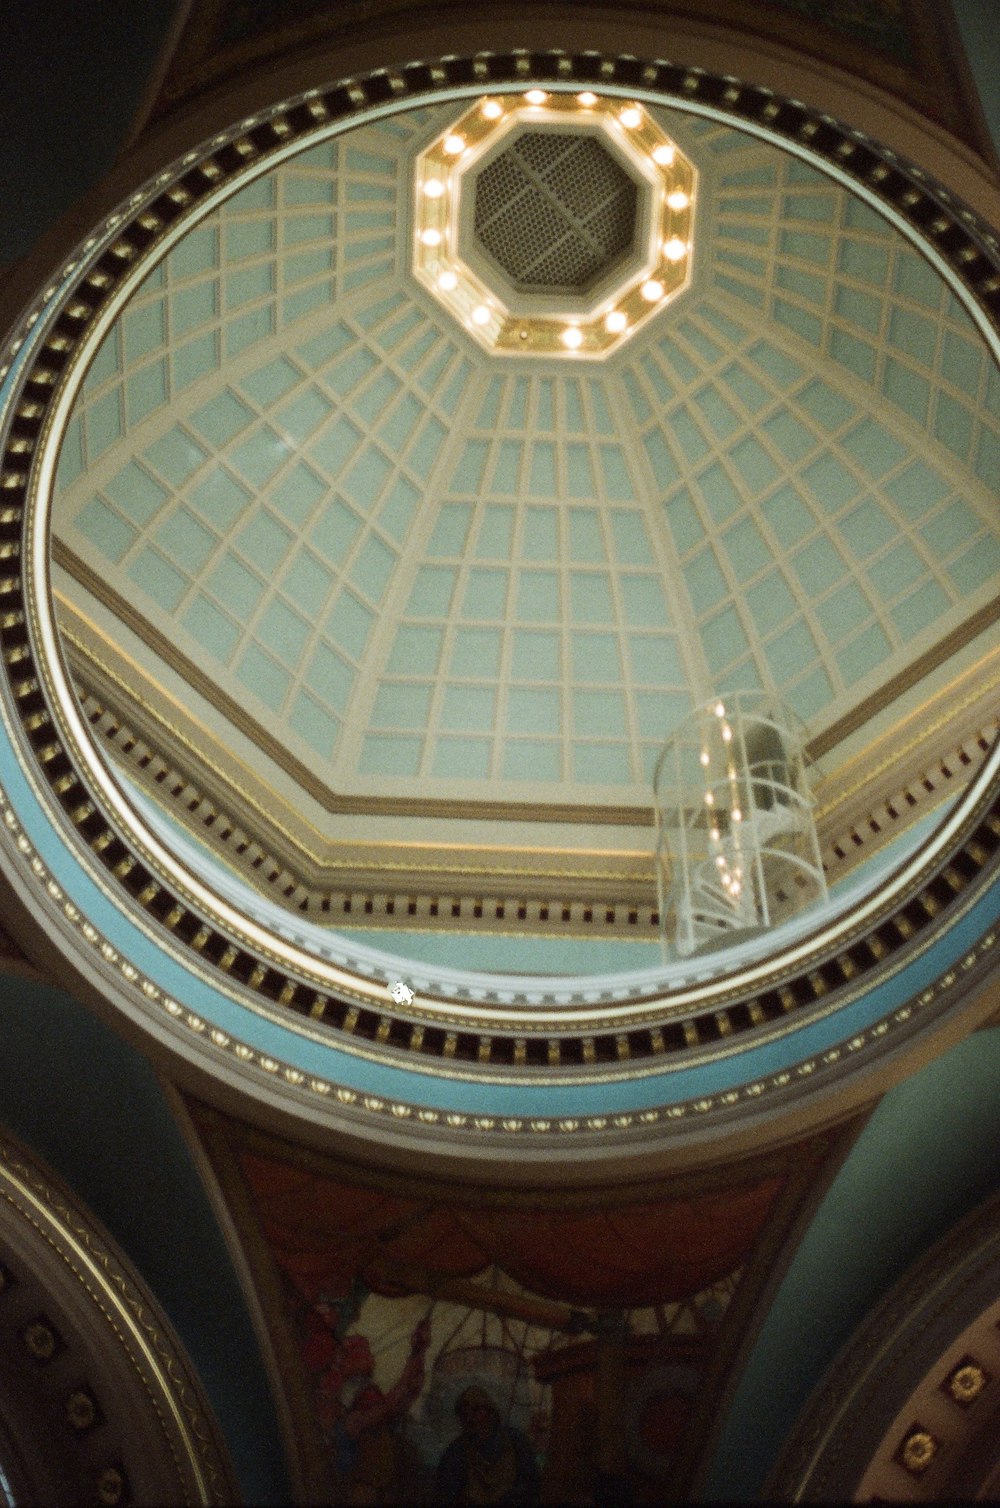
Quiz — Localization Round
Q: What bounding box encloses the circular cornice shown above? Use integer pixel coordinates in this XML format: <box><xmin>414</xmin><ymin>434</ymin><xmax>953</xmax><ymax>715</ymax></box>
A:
<box><xmin>1</xmin><ymin>48</ymin><xmax>998</xmax><ymax>1174</ymax></box>
<box><xmin>0</xmin><ymin>1131</ymin><xmax>237</xmax><ymax>1506</ymax></box>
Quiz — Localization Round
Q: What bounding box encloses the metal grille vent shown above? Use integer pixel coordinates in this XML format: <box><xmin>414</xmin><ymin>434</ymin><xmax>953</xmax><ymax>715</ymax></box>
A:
<box><xmin>473</xmin><ymin>133</ymin><xmax>639</xmax><ymax>291</ymax></box>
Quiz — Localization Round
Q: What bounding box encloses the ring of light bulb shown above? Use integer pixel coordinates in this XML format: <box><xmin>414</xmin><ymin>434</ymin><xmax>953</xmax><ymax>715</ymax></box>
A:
<box><xmin>413</xmin><ymin>92</ymin><xmax>696</xmax><ymax>358</ymax></box>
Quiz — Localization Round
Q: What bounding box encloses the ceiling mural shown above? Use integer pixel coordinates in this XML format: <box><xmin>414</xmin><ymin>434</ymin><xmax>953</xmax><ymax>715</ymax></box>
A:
<box><xmin>239</xmin><ymin>1153</ymin><xmax>781</xmax><ymax>1304</ymax></box>
<box><xmin>188</xmin><ymin>1098</ymin><xmax>840</xmax><ymax>1503</ymax></box>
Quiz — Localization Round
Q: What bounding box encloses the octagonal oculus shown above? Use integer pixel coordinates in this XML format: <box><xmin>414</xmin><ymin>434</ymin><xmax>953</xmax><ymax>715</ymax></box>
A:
<box><xmin>413</xmin><ymin>93</ymin><xmax>696</xmax><ymax>358</ymax></box>
<box><xmin>473</xmin><ymin>132</ymin><xmax>640</xmax><ymax>293</ymax></box>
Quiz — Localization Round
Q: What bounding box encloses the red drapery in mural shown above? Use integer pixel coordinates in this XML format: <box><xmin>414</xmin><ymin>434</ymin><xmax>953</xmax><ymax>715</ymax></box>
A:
<box><xmin>240</xmin><ymin>1152</ymin><xmax>784</xmax><ymax>1307</ymax></box>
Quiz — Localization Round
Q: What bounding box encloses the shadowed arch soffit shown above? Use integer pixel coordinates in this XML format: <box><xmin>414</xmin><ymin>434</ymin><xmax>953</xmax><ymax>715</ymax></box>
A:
<box><xmin>768</xmin><ymin>1186</ymin><xmax>1000</xmax><ymax>1502</ymax></box>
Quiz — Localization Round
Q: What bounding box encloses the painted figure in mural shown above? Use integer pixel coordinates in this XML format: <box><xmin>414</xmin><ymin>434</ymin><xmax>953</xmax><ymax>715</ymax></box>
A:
<box><xmin>301</xmin><ymin>1291</ymin><xmax>431</xmax><ymax>1504</ymax></box>
<box><xmin>332</xmin><ymin>1316</ymin><xmax>431</xmax><ymax>1504</ymax></box>
<box><xmin>436</xmin><ymin>1385</ymin><xmax>541</xmax><ymax>1505</ymax></box>
<box><xmin>336</xmin><ymin>1314</ymin><xmax>431</xmax><ymax>1501</ymax></box>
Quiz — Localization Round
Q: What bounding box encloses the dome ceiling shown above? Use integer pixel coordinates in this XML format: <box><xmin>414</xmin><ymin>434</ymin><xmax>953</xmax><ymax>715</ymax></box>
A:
<box><xmin>50</xmin><ymin>95</ymin><xmax>1000</xmax><ymax>928</ymax></box>
<box><xmin>2</xmin><ymin>48</ymin><xmax>997</xmax><ymax>1163</ymax></box>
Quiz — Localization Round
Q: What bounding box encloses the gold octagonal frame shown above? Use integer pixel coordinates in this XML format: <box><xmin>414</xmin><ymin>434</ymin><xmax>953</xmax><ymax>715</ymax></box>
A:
<box><xmin>413</xmin><ymin>91</ymin><xmax>696</xmax><ymax>357</ymax></box>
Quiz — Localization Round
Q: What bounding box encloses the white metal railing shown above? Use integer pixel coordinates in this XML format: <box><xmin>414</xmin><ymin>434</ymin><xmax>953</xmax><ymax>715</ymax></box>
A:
<box><xmin>653</xmin><ymin>692</ymin><xmax>828</xmax><ymax>959</ymax></box>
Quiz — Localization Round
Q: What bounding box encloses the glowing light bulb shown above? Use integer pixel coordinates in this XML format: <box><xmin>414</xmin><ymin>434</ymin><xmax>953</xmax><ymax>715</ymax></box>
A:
<box><xmin>705</xmin><ymin>791</ymin><xmax>714</xmax><ymax>806</ymax></box>
<box><xmin>699</xmin><ymin>750</ymin><xmax>710</xmax><ymax>766</ymax></box>
<box><xmin>714</xmin><ymin>702</ymin><xmax>726</xmax><ymax>718</ymax></box>
<box><xmin>471</xmin><ymin>304</ymin><xmax>491</xmax><ymax>326</ymax></box>
<box><xmin>652</xmin><ymin>143</ymin><xmax>675</xmax><ymax>166</ymax></box>
<box><xmin>667</xmin><ymin>189</ymin><xmax>690</xmax><ymax>210</ymax></box>
<box><xmin>419</xmin><ymin>228</ymin><xmax>442</xmax><ymax>247</ymax></box>
<box><xmin>732</xmin><ymin>808</ymin><xmax>742</xmax><ymax>823</ymax></box>
<box><xmin>620</xmin><ymin>106</ymin><xmax>642</xmax><ymax>128</ymax></box>
<box><xmin>482</xmin><ymin>100</ymin><xmax>503</xmax><ymax>120</ymax></box>
<box><xmin>577</xmin><ymin>91</ymin><xmax>598</xmax><ymax>106</ymax></box>
<box><xmin>525</xmin><ymin>89</ymin><xmax>548</xmax><ymax>105</ymax></box>
<box><xmin>716</xmin><ymin>855</ymin><xmax>726</xmax><ymax>869</ymax></box>
<box><xmin>604</xmin><ymin>310</ymin><xmax>627</xmax><ymax>334</ymax></box>
<box><xmin>732</xmin><ymin>881</ymin><xmax>741</xmax><ymax>895</ymax></box>
<box><xmin>437</xmin><ymin>270</ymin><xmax>458</xmax><ymax>291</ymax></box>
<box><xmin>722</xmin><ymin>725</ymin><xmax>732</xmax><ymax>742</ymax></box>
<box><xmin>561</xmin><ymin>326</ymin><xmax>583</xmax><ymax>349</ymax></box>
<box><xmin>443</xmin><ymin>134</ymin><xmax>465</xmax><ymax>155</ymax></box>
<box><xmin>641</xmin><ymin>279</ymin><xmax>664</xmax><ymax>302</ymax></box>
<box><xmin>710</xmin><ymin>828</ymin><xmax>720</xmax><ymax>843</ymax></box>
<box><xmin>422</xmin><ymin>179</ymin><xmax>445</xmax><ymax>198</ymax></box>
<box><xmin>663</xmin><ymin>236</ymin><xmax>686</xmax><ymax>261</ymax></box>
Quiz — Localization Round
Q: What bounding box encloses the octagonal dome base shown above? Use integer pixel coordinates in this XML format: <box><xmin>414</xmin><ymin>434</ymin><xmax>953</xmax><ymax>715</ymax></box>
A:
<box><xmin>413</xmin><ymin>91</ymin><xmax>696</xmax><ymax>358</ymax></box>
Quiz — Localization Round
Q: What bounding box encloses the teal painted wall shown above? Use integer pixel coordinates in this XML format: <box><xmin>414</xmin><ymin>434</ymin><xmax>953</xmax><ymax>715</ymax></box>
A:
<box><xmin>952</xmin><ymin>0</ymin><xmax>1000</xmax><ymax>155</ymax></box>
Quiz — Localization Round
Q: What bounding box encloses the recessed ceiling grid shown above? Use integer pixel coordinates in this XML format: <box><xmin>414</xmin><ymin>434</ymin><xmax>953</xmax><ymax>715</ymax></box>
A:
<box><xmin>58</xmin><ymin>279</ymin><xmax>474</xmax><ymax>770</ymax></box>
<box><xmin>707</xmin><ymin>147</ymin><xmax>1000</xmax><ymax>491</ymax></box>
<box><xmin>618</xmin><ymin>296</ymin><xmax>998</xmax><ymax>724</ymax></box>
<box><xmin>351</xmin><ymin>370</ymin><xmax>695</xmax><ymax>789</ymax></box>
<box><xmin>677</xmin><ymin>117</ymin><xmax>760</xmax><ymax>155</ymax></box>
<box><xmin>55</xmin><ymin>130</ymin><xmax>410</xmax><ymax>495</ymax></box>
<box><xmin>54</xmin><ymin>114</ymin><xmax>477</xmax><ymax>771</ymax></box>
<box><xmin>50</xmin><ymin>100</ymin><xmax>1000</xmax><ymax>818</ymax></box>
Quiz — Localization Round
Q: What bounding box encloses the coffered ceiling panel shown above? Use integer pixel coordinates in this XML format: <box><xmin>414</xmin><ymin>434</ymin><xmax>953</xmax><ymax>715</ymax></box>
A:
<box><xmin>52</xmin><ymin>100</ymin><xmax>1000</xmax><ymax>821</ymax></box>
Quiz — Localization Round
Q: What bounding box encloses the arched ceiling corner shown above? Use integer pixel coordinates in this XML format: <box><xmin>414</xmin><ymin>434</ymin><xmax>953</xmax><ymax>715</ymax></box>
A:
<box><xmin>766</xmin><ymin>1184</ymin><xmax>1000</xmax><ymax>1501</ymax></box>
<box><xmin>703</xmin><ymin>1024</ymin><xmax>1000</xmax><ymax>1498</ymax></box>
<box><xmin>0</xmin><ymin>1127</ymin><xmax>239</xmax><ymax>1506</ymax></box>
